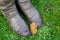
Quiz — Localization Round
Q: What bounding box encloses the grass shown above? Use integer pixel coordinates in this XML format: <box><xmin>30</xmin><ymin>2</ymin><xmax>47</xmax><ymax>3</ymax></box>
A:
<box><xmin>0</xmin><ymin>0</ymin><xmax>60</xmax><ymax>40</ymax></box>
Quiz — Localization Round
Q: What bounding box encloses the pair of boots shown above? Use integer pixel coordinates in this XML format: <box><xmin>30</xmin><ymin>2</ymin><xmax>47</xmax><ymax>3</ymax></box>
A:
<box><xmin>0</xmin><ymin>0</ymin><xmax>42</xmax><ymax>37</ymax></box>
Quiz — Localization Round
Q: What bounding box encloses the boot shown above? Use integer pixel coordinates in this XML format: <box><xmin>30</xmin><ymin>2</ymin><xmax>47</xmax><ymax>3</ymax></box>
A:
<box><xmin>0</xmin><ymin>0</ymin><xmax>31</xmax><ymax>37</ymax></box>
<box><xmin>17</xmin><ymin>0</ymin><xmax>42</xmax><ymax>27</ymax></box>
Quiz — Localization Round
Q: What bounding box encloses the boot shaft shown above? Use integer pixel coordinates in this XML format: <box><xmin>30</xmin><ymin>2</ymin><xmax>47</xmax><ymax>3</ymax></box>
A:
<box><xmin>0</xmin><ymin>0</ymin><xmax>16</xmax><ymax>19</ymax></box>
<box><xmin>0</xmin><ymin>0</ymin><xmax>14</xmax><ymax>9</ymax></box>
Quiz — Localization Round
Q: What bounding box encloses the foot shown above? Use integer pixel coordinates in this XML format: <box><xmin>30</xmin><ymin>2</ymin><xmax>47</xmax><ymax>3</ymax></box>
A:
<box><xmin>0</xmin><ymin>0</ymin><xmax>31</xmax><ymax>37</ymax></box>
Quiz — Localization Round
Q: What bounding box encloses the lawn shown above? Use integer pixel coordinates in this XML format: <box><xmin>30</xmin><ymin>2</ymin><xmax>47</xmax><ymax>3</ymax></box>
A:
<box><xmin>0</xmin><ymin>0</ymin><xmax>60</xmax><ymax>40</ymax></box>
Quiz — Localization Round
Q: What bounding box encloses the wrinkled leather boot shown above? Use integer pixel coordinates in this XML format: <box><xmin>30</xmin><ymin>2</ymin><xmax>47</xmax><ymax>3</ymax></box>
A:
<box><xmin>17</xmin><ymin>0</ymin><xmax>42</xmax><ymax>27</ymax></box>
<box><xmin>0</xmin><ymin>0</ymin><xmax>31</xmax><ymax>37</ymax></box>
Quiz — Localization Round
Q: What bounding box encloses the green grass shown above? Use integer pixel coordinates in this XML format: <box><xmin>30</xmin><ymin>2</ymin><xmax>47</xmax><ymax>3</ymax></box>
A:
<box><xmin>0</xmin><ymin>0</ymin><xmax>60</xmax><ymax>40</ymax></box>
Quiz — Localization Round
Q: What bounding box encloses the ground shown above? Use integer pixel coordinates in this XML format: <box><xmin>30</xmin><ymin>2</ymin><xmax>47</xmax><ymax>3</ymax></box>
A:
<box><xmin>0</xmin><ymin>0</ymin><xmax>60</xmax><ymax>40</ymax></box>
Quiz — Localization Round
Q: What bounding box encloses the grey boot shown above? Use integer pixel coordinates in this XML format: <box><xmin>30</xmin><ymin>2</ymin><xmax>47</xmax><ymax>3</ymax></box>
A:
<box><xmin>0</xmin><ymin>0</ymin><xmax>31</xmax><ymax>37</ymax></box>
<box><xmin>17</xmin><ymin>0</ymin><xmax>42</xmax><ymax>27</ymax></box>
